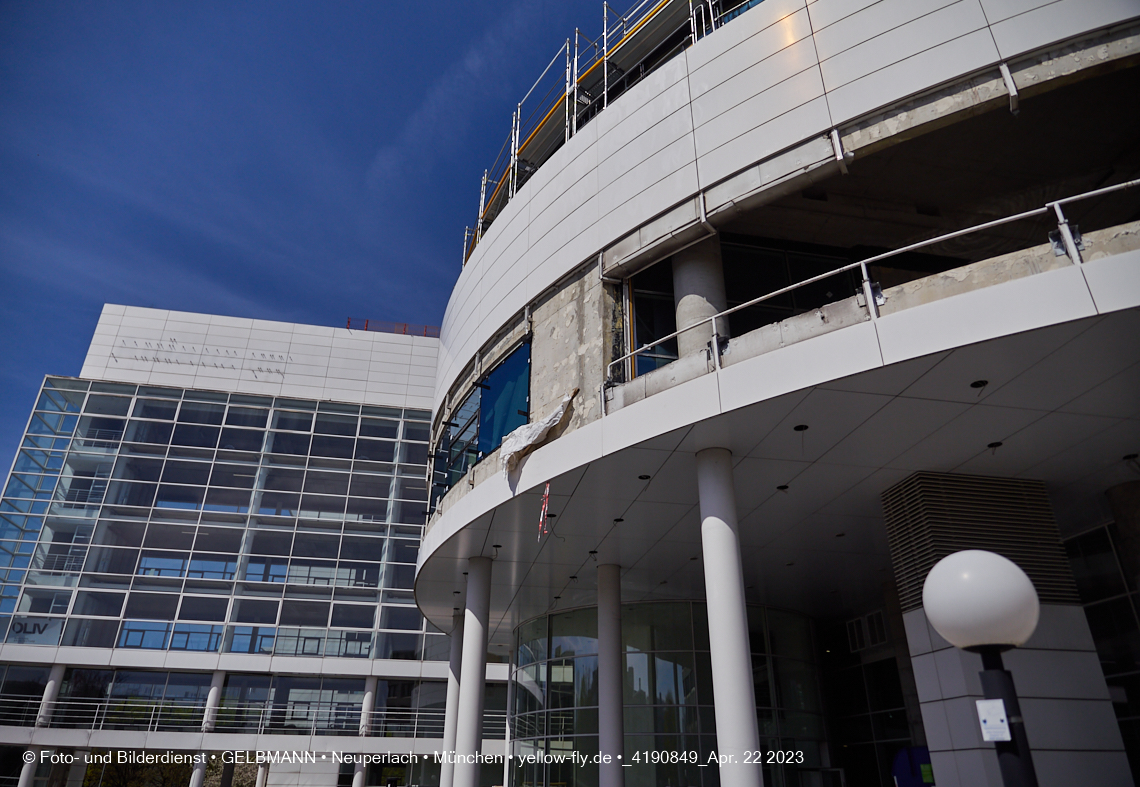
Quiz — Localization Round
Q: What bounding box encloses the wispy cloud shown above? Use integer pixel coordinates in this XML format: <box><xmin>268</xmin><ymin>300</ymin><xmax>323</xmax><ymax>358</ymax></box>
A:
<box><xmin>367</xmin><ymin>0</ymin><xmax>546</xmax><ymax>190</ymax></box>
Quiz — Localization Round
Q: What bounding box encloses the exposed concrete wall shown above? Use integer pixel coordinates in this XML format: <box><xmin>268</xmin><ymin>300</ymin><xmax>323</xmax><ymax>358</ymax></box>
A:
<box><xmin>879</xmin><ymin>220</ymin><xmax>1140</xmax><ymax>316</ymax></box>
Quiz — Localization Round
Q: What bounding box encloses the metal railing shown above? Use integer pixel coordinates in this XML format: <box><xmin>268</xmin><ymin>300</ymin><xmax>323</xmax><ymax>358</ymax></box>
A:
<box><xmin>47</xmin><ymin>697</ymin><xmax>207</xmax><ymax>733</ymax></box>
<box><xmin>29</xmin><ymin>696</ymin><xmax>508</xmax><ymax>739</ymax></box>
<box><xmin>464</xmin><ymin>0</ymin><xmax>761</xmax><ymax>264</ymax></box>
<box><xmin>0</xmin><ymin>696</ymin><xmax>41</xmax><ymax>727</ymax></box>
<box><xmin>346</xmin><ymin>319</ymin><xmax>441</xmax><ymax>338</ymax></box>
<box><xmin>605</xmin><ymin>179</ymin><xmax>1140</xmax><ymax>393</ymax></box>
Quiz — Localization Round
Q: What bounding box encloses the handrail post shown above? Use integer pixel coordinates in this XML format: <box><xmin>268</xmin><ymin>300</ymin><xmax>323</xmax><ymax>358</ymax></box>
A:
<box><xmin>1052</xmin><ymin>202</ymin><xmax>1083</xmax><ymax>263</ymax></box>
<box><xmin>512</xmin><ymin>108</ymin><xmax>519</xmax><ymax>196</ymax></box>
<box><xmin>477</xmin><ymin>170</ymin><xmax>488</xmax><ymax>242</ymax></box>
<box><xmin>710</xmin><ymin>317</ymin><xmax>721</xmax><ymax>371</ymax></box>
<box><xmin>859</xmin><ymin>262</ymin><xmax>879</xmax><ymax>321</ymax></box>
<box><xmin>603</xmin><ymin>2</ymin><xmax>609</xmax><ymax>109</ymax></box>
<box><xmin>565</xmin><ymin>39</ymin><xmax>572</xmax><ymax>143</ymax></box>
<box><xmin>572</xmin><ymin>30</ymin><xmax>580</xmax><ymax>135</ymax></box>
<box><xmin>689</xmin><ymin>0</ymin><xmax>698</xmax><ymax>43</ymax></box>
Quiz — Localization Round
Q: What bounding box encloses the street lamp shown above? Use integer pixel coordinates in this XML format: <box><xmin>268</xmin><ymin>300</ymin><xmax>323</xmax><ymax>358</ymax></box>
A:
<box><xmin>922</xmin><ymin>550</ymin><xmax>1040</xmax><ymax>787</ymax></box>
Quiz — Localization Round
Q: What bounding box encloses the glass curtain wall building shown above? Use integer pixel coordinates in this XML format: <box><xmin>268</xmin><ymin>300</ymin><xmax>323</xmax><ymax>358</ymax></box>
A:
<box><xmin>0</xmin><ymin>305</ymin><xmax>508</xmax><ymax>787</ymax></box>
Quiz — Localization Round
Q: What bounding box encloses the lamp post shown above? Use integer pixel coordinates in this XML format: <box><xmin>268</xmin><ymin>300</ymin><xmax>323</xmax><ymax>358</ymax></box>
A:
<box><xmin>922</xmin><ymin>550</ymin><xmax>1041</xmax><ymax>787</ymax></box>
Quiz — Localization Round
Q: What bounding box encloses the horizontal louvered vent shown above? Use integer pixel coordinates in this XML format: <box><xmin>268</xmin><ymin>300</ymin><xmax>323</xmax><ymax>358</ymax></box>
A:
<box><xmin>882</xmin><ymin>472</ymin><xmax>1079</xmax><ymax>612</ymax></box>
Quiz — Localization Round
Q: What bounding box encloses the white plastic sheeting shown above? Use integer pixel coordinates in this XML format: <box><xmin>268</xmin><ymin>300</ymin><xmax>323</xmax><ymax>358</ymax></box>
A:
<box><xmin>500</xmin><ymin>389</ymin><xmax>578</xmax><ymax>477</ymax></box>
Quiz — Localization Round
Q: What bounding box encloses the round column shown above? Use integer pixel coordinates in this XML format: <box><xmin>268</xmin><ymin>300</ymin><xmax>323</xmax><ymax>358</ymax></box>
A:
<box><xmin>188</xmin><ymin>757</ymin><xmax>208</xmax><ymax>787</ymax></box>
<box><xmin>597</xmin><ymin>564</ymin><xmax>625</xmax><ymax>787</ymax></box>
<box><xmin>17</xmin><ymin>752</ymin><xmax>41</xmax><ymax>787</ymax></box>
<box><xmin>441</xmin><ymin>609</ymin><xmax>465</xmax><ymax>787</ymax></box>
<box><xmin>255</xmin><ymin>763</ymin><xmax>269</xmax><ymax>787</ymax></box>
<box><xmin>454</xmin><ymin>557</ymin><xmax>493</xmax><ymax>787</ymax></box>
<box><xmin>672</xmin><ymin>236</ymin><xmax>728</xmax><ymax>358</ymax></box>
<box><xmin>696</xmin><ymin>447</ymin><xmax>762</xmax><ymax>787</ymax></box>
<box><xmin>36</xmin><ymin>663</ymin><xmax>66</xmax><ymax>727</ymax></box>
<box><xmin>352</xmin><ymin>759</ymin><xmax>366</xmax><ymax>787</ymax></box>
<box><xmin>359</xmin><ymin>675</ymin><xmax>378</xmax><ymax>737</ymax></box>
<box><xmin>201</xmin><ymin>670</ymin><xmax>225</xmax><ymax>733</ymax></box>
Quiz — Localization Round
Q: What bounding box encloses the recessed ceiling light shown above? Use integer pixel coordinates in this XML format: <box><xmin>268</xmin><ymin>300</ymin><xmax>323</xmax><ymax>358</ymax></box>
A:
<box><xmin>546</xmin><ymin>513</ymin><xmax>557</xmax><ymax>518</ymax></box>
<box><xmin>638</xmin><ymin>474</ymin><xmax>651</xmax><ymax>480</ymax></box>
<box><xmin>988</xmin><ymin>441</ymin><xmax>1003</xmax><ymax>449</ymax></box>
<box><xmin>1125</xmin><ymin>453</ymin><xmax>1138</xmax><ymax>461</ymax></box>
<box><xmin>613</xmin><ymin>518</ymin><xmax>624</xmax><ymax>523</ymax></box>
<box><xmin>785</xmin><ymin>562</ymin><xmax>795</xmax><ymax>567</ymax></box>
<box><xmin>453</xmin><ymin>591</ymin><xmax>460</xmax><ymax>595</ymax></box>
<box><xmin>835</xmin><ymin>532</ymin><xmax>846</xmax><ymax>538</ymax></box>
<box><xmin>793</xmin><ymin>424</ymin><xmax>809</xmax><ymax>432</ymax></box>
<box><xmin>569</xmin><ymin>576</ymin><xmax>577</xmax><ymax>581</ymax></box>
<box><xmin>776</xmin><ymin>484</ymin><xmax>789</xmax><ymax>491</ymax></box>
<box><xmin>492</xmin><ymin>544</ymin><xmax>502</xmax><ymax>549</ymax></box>
<box><xmin>970</xmin><ymin>380</ymin><xmax>989</xmax><ymax>389</ymax></box>
<box><xmin>690</xmin><ymin>556</ymin><xmax>698</xmax><ymax>561</ymax></box>
<box><xmin>553</xmin><ymin>596</ymin><xmax>560</xmax><ymax>600</ymax></box>
<box><xmin>589</xmin><ymin>550</ymin><xmax>598</xmax><ymax>555</ymax></box>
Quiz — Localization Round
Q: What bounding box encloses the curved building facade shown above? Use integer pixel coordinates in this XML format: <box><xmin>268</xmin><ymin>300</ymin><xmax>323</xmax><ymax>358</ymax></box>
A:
<box><xmin>420</xmin><ymin>2</ymin><xmax>1140</xmax><ymax>787</ymax></box>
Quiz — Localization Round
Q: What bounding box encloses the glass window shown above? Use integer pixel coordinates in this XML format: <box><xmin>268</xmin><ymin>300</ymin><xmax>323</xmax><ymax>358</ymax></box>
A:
<box><xmin>171</xmin><ymin>424</ymin><xmax>219</xmax><ymax>449</ymax></box>
<box><xmin>195</xmin><ymin>526</ymin><xmax>242</xmax><ymax>552</ymax></box>
<box><xmin>315</xmin><ymin>414</ymin><xmax>357</xmax><ymax>436</ymax></box>
<box><xmin>178</xmin><ymin>596</ymin><xmax>229</xmax><ymax>621</ymax></box>
<box><xmin>133</xmin><ymin>399</ymin><xmax>178</xmax><ymax>420</ymax></box>
<box><xmin>178</xmin><ymin>402</ymin><xmax>225</xmax><ymax>425</ymax></box>
<box><xmin>37</xmin><ymin>387</ymin><xmax>85</xmax><ymax>413</ymax></box>
<box><xmin>123</xmin><ymin>420</ymin><xmax>173</xmax><ymax>445</ymax></box>
<box><xmin>124</xmin><ymin>592</ymin><xmax>179</xmax><ymax>620</ymax></box>
<box><xmin>73</xmin><ymin>591</ymin><xmax>125</xmax><ymax>617</ymax></box>
<box><xmin>144</xmin><ymin>524</ymin><xmax>196</xmax><ymax>550</ymax></box>
<box><xmin>340</xmin><ymin>536</ymin><xmax>385</xmax><ymax>562</ymax></box>
<box><xmin>478</xmin><ymin>342</ymin><xmax>530</xmax><ymax>455</ymax></box>
<box><xmin>231</xmin><ymin>599</ymin><xmax>279</xmax><ymax>624</ymax></box>
<box><xmin>280</xmin><ymin>601</ymin><xmax>330</xmax><ymax>626</ymax></box>
<box><xmin>84</xmin><ymin>395</ymin><xmax>131</xmax><ymax>417</ymax></box>
<box><xmin>303</xmin><ymin>471</ymin><xmax>349</xmax><ymax>496</ymax></box>
<box><xmin>360</xmin><ymin>418</ymin><xmax>399</xmax><ymax>439</ymax></box>
<box><xmin>267</xmin><ymin>432</ymin><xmax>310</xmax><ymax>455</ymax></box>
<box><xmin>112</xmin><ymin>457</ymin><xmax>163</xmax><ymax>482</ymax></box>
<box><xmin>218</xmin><ymin>428</ymin><xmax>264</xmax><ymax>452</ymax></box>
<box><xmin>331</xmin><ymin>604</ymin><xmax>374</xmax><ymax>628</ymax></box>
<box><xmin>226</xmin><ymin>407</ymin><xmax>269</xmax><ymax>428</ymax></box>
<box><xmin>380</xmin><ymin>607</ymin><xmax>422</xmax><ymax>631</ymax></box>
<box><xmin>273</xmin><ymin>412</ymin><xmax>313</xmax><ymax>432</ymax></box>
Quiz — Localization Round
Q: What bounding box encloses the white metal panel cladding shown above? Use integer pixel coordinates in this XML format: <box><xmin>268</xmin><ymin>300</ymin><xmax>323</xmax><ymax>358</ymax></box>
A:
<box><xmin>433</xmin><ymin>0</ymin><xmax>1140</xmax><ymax>411</ymax></box>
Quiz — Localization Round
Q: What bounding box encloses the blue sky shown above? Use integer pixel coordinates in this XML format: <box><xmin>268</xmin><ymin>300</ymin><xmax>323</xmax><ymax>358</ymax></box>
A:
<box><xmin>0</xmin><ymin>0</ymin><xmax>598</xmax><ymax>460</ymax></box>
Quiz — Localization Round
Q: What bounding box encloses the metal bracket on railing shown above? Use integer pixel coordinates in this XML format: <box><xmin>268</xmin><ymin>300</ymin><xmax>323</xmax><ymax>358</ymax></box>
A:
<box><xmin>999</xmin><ymin>62</ymin><xmax>1019</xmax><ymax>116</ymax></box>
<box><xmin>1050</xmin><ymin>202</ymin><xmax>1084</xmax><ymax>263</ymax></box>
<box><xmin>830</xmin><ymin>129</ymin><xmax>850</xmax><ymax>176</ymax></box>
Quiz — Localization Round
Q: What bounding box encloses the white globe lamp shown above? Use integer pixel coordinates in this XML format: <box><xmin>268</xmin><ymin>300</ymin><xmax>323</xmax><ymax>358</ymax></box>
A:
<box><xmin>921</xmin><ymin>549</ymin><xmax>1041</xmax><ymax>787</ymax></box>
<box><xmin>922</xmin><ymin>549</ymin><xmax>1039</xmax><ymax>650</ymax></box>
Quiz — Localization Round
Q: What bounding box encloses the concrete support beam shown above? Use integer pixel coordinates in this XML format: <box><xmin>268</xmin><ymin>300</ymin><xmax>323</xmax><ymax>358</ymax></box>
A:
<box><xmin>672</xmin><ymin>236</ymin><xmax>728</xmax><ymax>358</ymax></box>
<box><xmin>454</xmin><ymin>557</ymin><xmax>492</xmax><ymax>787</ymax></box>
<box><xmin>696</xmin><ymin>447</ymin><xmax>763</xmax><ymax>787</ymax></box>
<box><xmin>441</xmin><ymin>609</ymin><xmax>465</xmax><ymax>787</ymax></box>
<box><xmin>598</xmin><ymin>563</ymin><xmax>625</xmax><ymax>787</ymax></box>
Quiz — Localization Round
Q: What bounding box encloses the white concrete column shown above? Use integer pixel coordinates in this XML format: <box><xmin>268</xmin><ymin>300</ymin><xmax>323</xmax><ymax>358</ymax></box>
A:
<box><xmin>17</xmin><ymin>751</ymin><xmax>42</xmax><ymax>787</ymax></box>
<box><xmin>201</xmin><ymin>670</ymin><xmax>225</xmax><ymax>732</ymax></box>
<box><xmin>188</xmin><ymin>757</ymin><xmax>208</xmax><ymax>787</ymax></box>
<box><xmin>597</xmin><ymin>564</ymin><xmax>625</xmax><ymax>787</ymax></box>
<box><xmin>65</xmin><ymin>750</ymin><xmax>89</xmax><ymax>787</ymax></box>
<box><xmin>696</xmin><ymin>447</ymin><xmax>762</xmax><ymax>787</ymax></box>
<box><xmin>352</xmin><ymin>759</ymin><xmax>366</xmax><ymax>787</ymax></box>
<box><xmin>441</xmin><ymin>609</ymin><xmax>465</xmax><ymax>787</ymax></box>
<box><xmin>255</xmin><ymin>763</ymin><xmax>269</xmax><ymax>787</ymax></box>
<box><xmin>454</xmin><ymin>557</ymin><xmax>492</xmax><ymax>787</ymax></box>
<box><xmin>672</xmin><ymin>236</ymin><xmax>728</xmax><ymax>358</ymax></box>
<box><xmin>35</xmin><ymin>663</ymin><xmax>66</xmax><ymax>727</ymax></box>
<box><xmin>359</xmin><ymin>675</ymin><xmax>378</xmax><ymax>737</ymax></box>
